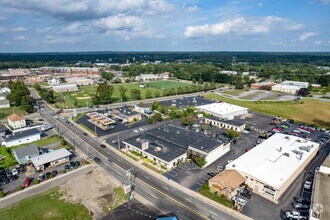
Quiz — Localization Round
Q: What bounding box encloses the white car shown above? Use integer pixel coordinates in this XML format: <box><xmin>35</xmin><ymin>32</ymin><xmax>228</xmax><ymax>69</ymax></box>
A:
<box><xmin>242</xmin><ymin>130</ymin><xmax>249</xmax><ymax>134</ymax></box>
<box><xmin>12</xmin><ymin>168</ymin><xmax>18</xmax><ymax>176</ymax></box>
<box><xmin>304</xmin><ymin>180</ymin><xmax>312</xmax><ymax>190</ymax></box>
<box><xmin>139</xmin><ymin>128</ymin><xmax>144</xmax><ymax>131</ymax></box>
<box><xmin>285</xmin><ymin>211</ymin><xmax>307</xmax><ymax>220</ymax></box>
<box><xmin>133</xmin><ymin>129</ymin><xmax>139</xmax><ymax>133</ymax></box>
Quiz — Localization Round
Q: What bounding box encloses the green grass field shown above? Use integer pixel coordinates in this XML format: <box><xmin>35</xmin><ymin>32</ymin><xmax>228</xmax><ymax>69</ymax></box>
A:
<box><xmin>0</xmin><ymin>188</ymin><xmax>91</xmax><ymax>220</ymax></box>
<box><xmin>204</xmin><ymin>93</ymin><xmax>330</xmax><ymax>128</ymax></box>
<box><xmin>223</xmin><ymin>89</ymin><xmax>244</xmax><ymax>96</ymax></box>
<box><xmin>0</xmin><ymin>106</ymin><xmax>26</xmax><ymax>119</ymax></box>
<box><xmin>55</xmin><ymin>80</ymin><xmax>190</xmax><ymax>108</ymax></box>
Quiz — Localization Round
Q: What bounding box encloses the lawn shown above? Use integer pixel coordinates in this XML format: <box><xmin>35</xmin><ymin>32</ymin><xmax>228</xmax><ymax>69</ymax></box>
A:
<box><xmin>204</xmin><ymin>93</ymin><xmax>330</xmax><ymax>128</ymax></box>
<box><xmin>199</xmin><ymin>183</ymin><xmax>234</xmax><ymax>209</ymax></box>
<box><xmin>0</xmin><ymin>147</ymin><xmax>17</xmax><ymax>169</ymax></box>
<box><xmin>0</xmin><ymin>188</ymin><xmax>91</xmax><ymax>220</ymax></box>
<box><xmin>240</xmin><ymin>91</ymin><xmax>264</xmax><ymax>100</ymax></box>
<box><xmin>145</xmin><ymin>80</ymin><xmax>191</xmax><ymax>89</ymax></box>
<box><xmin>33</xmin><ymin>135</ymin><xmax>62</xmax><ymax>147</ymax></box>
<box><xmin>55</xmin><ymin>80</ymin><xmax>191</xmax><ymax>108</ymax></box>
<box><xmin>0</xmin><ymin>106</ymin><xmax>26</xmax><ymax>119</ymax></box>
<box><xmin>223</xmin><ymin>89</ymin><xmax>244</xmax><ymax>96</ymax></box>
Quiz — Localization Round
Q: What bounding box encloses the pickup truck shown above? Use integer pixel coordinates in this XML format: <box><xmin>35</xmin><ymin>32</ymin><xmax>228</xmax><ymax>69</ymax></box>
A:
<box><xmin>285</xmin><ymin>211</ymin><xmax>307</xmax><ymax>220</ymax></box>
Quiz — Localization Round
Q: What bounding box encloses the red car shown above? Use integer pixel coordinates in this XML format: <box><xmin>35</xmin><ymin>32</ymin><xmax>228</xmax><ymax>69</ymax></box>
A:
<box><xmin>245</xmin><ymin>148</ymin><xmax>251</xmax><ymax>152</ymax></box>
<box><xmin>22</xmin><ymin>178</ymin><xmax>31</xmax><ymax>188</ymax></box>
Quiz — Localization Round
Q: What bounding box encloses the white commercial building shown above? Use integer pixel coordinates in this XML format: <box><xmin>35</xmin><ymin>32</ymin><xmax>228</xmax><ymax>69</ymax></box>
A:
<box><xmin>30</xmin><ymin>148</ymin><xmax>71</xmax><ymax>171</ymax></box>
<box><xmin>52</xmin><ymin>83</ymin><xmax>78</xmax><ymax>92</ymax></box>
<box><xmin>197</xmin><ymin>102</ymin><xmax>248</xmax><ymax>119</ymax></box>
<box><xmin>226</xmin><ymin>133</ymin><xmax>319</xmax><ymax>203</ymax></box>
<box><xmin>135</xmin><ymin>74</ymin><xmax>160</xmax><ymax>81</ymax></box>
<box><xmin>272</xmin><ymin>81</ymin><xmax>309</xmax><ymax>94</ymax></box>
<box><xmin>47</xmin><ymin>78</ymin><xmax>61</xmax><ymax>85</ymax></box>
<box><xmin>66</xmin><ymin>77</ymin><xmax>94</xmax><ymax>86</ymax></box>
<box><xmin>1</xmin><ymin>128</ymin><xmax>42</xmax><ymax>147</ymax></box>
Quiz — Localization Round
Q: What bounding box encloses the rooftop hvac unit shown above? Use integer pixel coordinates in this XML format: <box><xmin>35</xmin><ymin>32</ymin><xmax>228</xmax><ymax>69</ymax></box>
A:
<box><xmin>136</xmin><ymin>138</ymin><xmax>140</xmax><ymax>141</ymax></box>
<box><xmin>283</xmin><ymin>152</ymin><xmax>290</xmax><ymax>157</ymax></box>
<box><xmin>284</xmin><ymin>136</ymin><xmax>290</xmax><ymax>139</ymax></box>
<box><xmin>292</xmin><ymin>149</ymin><xmax>304</xmax><ymax>156</ymax></box>
<box><xmin>299</xmin><ymin>146</ymin><xmax>311</xmax><ymax>152</ymax></box>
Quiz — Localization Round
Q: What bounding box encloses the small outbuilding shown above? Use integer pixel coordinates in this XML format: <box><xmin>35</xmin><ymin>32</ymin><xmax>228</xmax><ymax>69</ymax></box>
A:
<box><xmin>30</xmin><ymin>148</ymin><xmax>72</xmax><ymax>171</ymax></box>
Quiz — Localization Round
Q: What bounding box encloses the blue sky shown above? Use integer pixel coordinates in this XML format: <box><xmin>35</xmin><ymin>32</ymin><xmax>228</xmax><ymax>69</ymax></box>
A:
<box><xmin>0</xmin><ymin>0</ymin><xmax>329</xmax><ymax>52</ymax></box>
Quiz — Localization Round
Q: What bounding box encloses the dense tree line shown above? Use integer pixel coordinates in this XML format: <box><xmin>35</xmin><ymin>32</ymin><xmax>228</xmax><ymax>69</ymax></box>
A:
<box><xmin>33</xmin><ymin>84</ymin><xmax>56</xmax><ymax>103</ymax></box>
<box><xmin>6</xmin><ymin>81</ymin><xmax>34</xmax><ymax>113</ymax></box>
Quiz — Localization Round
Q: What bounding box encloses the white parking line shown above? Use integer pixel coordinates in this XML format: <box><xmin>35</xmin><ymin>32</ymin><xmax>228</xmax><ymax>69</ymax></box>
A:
<box><xmin>210</xmin><ymin>211</ymin><xmax>218</xmax><ymax>216</ymax></box>
<box><xmin>163</xmin><ymin>186</ymin><xmax>169</xmax><ymax>190</ymax></box>
<box><xmin>144</xmin><ymin>175</ymin><xmax>150</xmax><ymax>180</ymax></box>
<box><xmin>150</xmin><ymin>194</ymin><xmax>157</xmax><ymax>200</ymax></box>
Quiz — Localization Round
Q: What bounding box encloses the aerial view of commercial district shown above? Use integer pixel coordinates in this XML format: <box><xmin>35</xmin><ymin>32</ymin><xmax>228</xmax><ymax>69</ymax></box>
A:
<box><xmin>0</xmin><ymin>1</ymin><xmax>330</xmax><ymax>220</ymax></box>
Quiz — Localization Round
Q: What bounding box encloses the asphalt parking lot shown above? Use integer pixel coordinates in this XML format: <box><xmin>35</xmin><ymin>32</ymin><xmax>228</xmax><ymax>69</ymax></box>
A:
<box><xmin>102</xmin><ymin>198</ymin><xmax>161</xmax><ymax>220</ymax></box>
<box><xmin>0</xmin><ymin>153</ymin><xmax>83</xmax><ymax>194</ymax></box>
<box><xmin>76</xmin><ymin>111</ymin><xmax>148</xmax><ymax>137</ymax></box>
<box><xmin>237</xmin><ymin>112</ymin><xmax>274</xmax><ymax>132</ymax></box>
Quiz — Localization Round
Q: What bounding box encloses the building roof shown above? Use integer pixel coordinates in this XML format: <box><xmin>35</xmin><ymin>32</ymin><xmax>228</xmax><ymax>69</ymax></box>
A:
<box><xmin>113</xmin><ymin>107</ymin><xmax>140</xmax><ymax>117</ymax></box>
<box><xmin>321</xmin><ymin>155</ymin><xmax>330</xmax><ymax>168</ymax></box>
<box><xmin>197</xmin><ymin>103</ymin><xmax>248</xmax><ymax>117</ymax></box>
<box><xmin>207</xmin><ymin>115</ymin><xmax>245</xmax><ymax>127</ymax></box>
<box><xmin>281</xmin><ymin>81</ymin><xmax>308</xmax><ymax>87</ymax></box>
<box><xmin>52</xmin><ymin>83</ymin><xmax>78</xmax><ymax>91</ymax></box>
<box><xmin>1</xmin><ymin>128</ymin><xmax>41</xmax><ymax>142</ymax></box>
<box><xmin>8</xmin><ymin>113</ymin><xmax>25</xmax><ymax>122</ymax></box>
<box><xmin>226</xmin><ymin>133</ymin><xmax>319</xmax><ymax>189</ymax></box>
<box><xmin>311</xmin><ymin>172</ymin><xmax>330</xmax><ymax>220</ymax></box>
<box><xmin>0</xmin><ymin>99</ymin><xmax>9</xmax><ymax>106</ymax></box>
<box><xmin>13</xmin><ymin>144</ymin><xmax>39</xmax><ymax>159</ymax></box>
<box><xmin>158</xmin><ymin>96</ymin><xmax>214</xmax><ymax>108</ymax></box>
<box><xmin>209</xmin><ymin>170</ymin><xmax>245</xmax><ymax>191</ymax></box>
<box><xmin>30</xmin><ymin>148</ymin><xmax>71</xmax><ymax>167</ymax></box>
<box><xmin>124</xmin><ymin>133</ymin><xmax>187</xmax><ymax>162</ymax></box>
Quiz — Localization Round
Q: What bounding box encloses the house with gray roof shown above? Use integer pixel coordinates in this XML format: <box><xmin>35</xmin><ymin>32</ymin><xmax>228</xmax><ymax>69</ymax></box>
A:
<box><xmin>13</xmin><ymin>144</ymin><xmax>40</xmax><ymax>164</ymax></box>
<box><xmin>1</xmin><ymin>128</ymin><xmax>41</xmax><ymax>147</ymax></box>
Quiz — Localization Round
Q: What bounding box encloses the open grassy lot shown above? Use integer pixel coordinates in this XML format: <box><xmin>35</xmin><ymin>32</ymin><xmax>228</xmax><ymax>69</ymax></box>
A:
<box><xmin>223</xmin><ymin>89</ymin><xmax>244</xmax><ymax>96</ymax></box>
<box><xmin>0</xmin><ymin>147</ymin><xmax>17</xmax><ymax>169</ymax></box>
<box><xmin>55</xmin><ymin>80</ymin><xmax>191</xmax><ymax>108</ymax></box>
<box><xmin>0</xmin><ymin>107</ymin><xmax>26</xmax><ymax>119</ymax></box>
<box><xmin>0</xmin><ymin>188</ymin><xmax>91</xmax><ymax>220</ymax></box>
<box><xmin>240</xmin><ymin>91</ymin><xmax>264</xmax><ymax>100</ymax></box>
<box><xmin>204</xmin><ymin>93</ymin><xmax>330</xmax><ymax>128</ymax></box>
<box><xmin>145</xmin><ymin>80</ymin><xmax>191</xmax><ymax>89</ymax></box>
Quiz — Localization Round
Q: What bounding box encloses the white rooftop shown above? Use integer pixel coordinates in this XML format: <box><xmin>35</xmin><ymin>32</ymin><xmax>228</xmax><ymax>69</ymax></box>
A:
<box><xmin>30</xmin><ymin>148</ymin><xmax>71</xmax><ymax>167</ymax></box>
<box><xmin>272</xmin><ymin>84</ymin><xmax>304</xmax><ymax>91</ymax></box>
<box><xmin>197</xmin><ymin>102</ymin><xmax>248</xmax><ymax>116</ymax></box>
<box><xmin>227</xmin><ymin>133</ymin><xmax>319</xmax><ymax>189</ymax></box>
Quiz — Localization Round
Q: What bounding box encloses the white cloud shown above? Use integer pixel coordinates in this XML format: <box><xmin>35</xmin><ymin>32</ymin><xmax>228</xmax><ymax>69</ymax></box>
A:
<box><xmin>93</xmin><ymin>16</ymin><xmax>144</xmax><ymax>32</ymax></box>
<box><xmin>314</xmin><ymin>40</ymin><xmax>322</xmax><ymax>45</ymax></box>
<box><xmin>3</xmin><ymin>41</ymin><xmax>10</xmax><ymax>45</ymax></box>
<box><xmin>0</xmin><ymin>16</ymin><xmax>6</xmax><ymax>21</ymax></box>
<box><xmin>43</xmin><ymin>35</ymin><xmax>81</xmax><ymax>45</ymax></box>
<box><xmin>60</xmin><ymin>22</ymin><xmax>84</xmax><ymax>34</ymax></box>
<box><xmin>0</xmin><ymin>27</ymin><xmax>7</xmax><ymax>33</ymax></box>
<box><xmin>259</xmin><ymin>2</ymin><xmax>263</xmax><ymax>7</ymax></box>
<box><xmin>184</xmin><ymin>16</ymin><xmax>287</xmax><ymax>38</ymax></box>
<box><xmin>12</xmin><ymin>27</ymin><xmax>26</xmax><ymax>32</ymax></box>
<box><xmin>14</xmin><ymin>35</ymin><xmax>25</xmax><ymax>40</ymax></box>
<box><xmin>184</xmin><ymin>5</ymin><xmax>199</xmax><ymax>13</ymax></box>
<box><xmin>299</xmin><ymin>32</ymin><xmax>319</xmax><ymax>41</ymax></box>
<box><xmin>284</xmin><ymin>23</ymin><xmax>304</xmax><ymax>31</ymax></box>
<box><xmin>319</xmin><ymin>0</ymin><xmax>330</xmax><ymax>4</ymax></box>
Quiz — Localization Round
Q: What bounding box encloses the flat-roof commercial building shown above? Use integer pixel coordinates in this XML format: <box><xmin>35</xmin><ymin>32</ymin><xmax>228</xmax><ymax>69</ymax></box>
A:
<box><xmin>66</xmin><ymin>77</ymin><xmax>94</xmax><ymax>86</ymax></box>
<box><xmin>123</xmin><ymin>124</ymin><xmax>230</xmax><ymax>169</ymax></box>
<box><xmin>251</xmin><ymin>82</ymin><xmax>277</xmax><ymax>89</ymax></box>
<box><xmin>30</xmin><ymin>148</ymin><xmax>71</xmax><ymax>171</ymax></box>
<box><xmin>112</xmin><ymin>107</ymin><xmax>142</xmax><ymax>123</ymax></box>
<box><xmin>197</xmin><ymin>103</ymin><xmax>248</xmax><ymax>119</ymax></box>
<box><xmin>52</xmin><ymin>83</ymin><xmax>78</xmax><ymax>92</ymax></box>
<box><xmin>271</xmin><ymin>80</ymin><xmax>309</xmax><ymax>94</ymax></box>
<box><xmin>205</xmin><ymin>116</ymin><xmax>246</xmax><ymax>132</ymax></box>
<box><xmin>226</xmin><ymin>133</ymin><xmax>319</xmax><ymax>203</ymax></box>
<box><xmin>310</xmin><ymin>155</ymin><xmax>330</xmax><ymax>220</ymax></box>
<box><xmin>158</xmin><ymin>96</ymin><xmax>214</xmax><ymax>109</ymax></box>
<box><xmin>1</xmin><ymin>128</ymin><xmax>41</xmax><ymax>147</ymax></box>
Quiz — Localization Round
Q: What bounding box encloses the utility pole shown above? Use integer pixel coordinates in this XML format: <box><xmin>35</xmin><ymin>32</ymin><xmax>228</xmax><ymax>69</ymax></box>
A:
<box><xmin>94</xmin><ymin>124</ymin><xmax>97</xmax><ymax>136</ymax></box>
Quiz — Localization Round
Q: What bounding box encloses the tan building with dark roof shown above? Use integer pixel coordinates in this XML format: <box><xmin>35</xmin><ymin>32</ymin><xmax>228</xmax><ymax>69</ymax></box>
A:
<box><xmin>208</xmin><ymin>170</ymin><xmax>245</xmax><ymax>199</ymax></box>
<box><xmin>8</xmin><ymin>113</ymin><xmax>26</xmax><ymax>129</ymax></box>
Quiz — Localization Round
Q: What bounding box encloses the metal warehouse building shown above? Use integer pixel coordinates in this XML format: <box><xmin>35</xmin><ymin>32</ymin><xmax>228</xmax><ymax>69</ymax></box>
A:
<box><xmin>226</xmin><ymin>133</ymin><xmax>319</xmax><ymax>203</ymax></box>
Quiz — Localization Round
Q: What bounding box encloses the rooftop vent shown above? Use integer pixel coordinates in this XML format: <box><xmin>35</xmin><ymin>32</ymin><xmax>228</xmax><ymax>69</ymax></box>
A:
<box><xmin>154</xmin><ymin>146</ymin><xmax>161</xmax><ymax>152</ymax></box>
<box><xmin>284</xmin><ymin>136</ymin><xmax>290</xmax><ymax>139</ymax></box>
<box><xmin>299</xmin><ymin>146</ymin><xmax>311</xmax><ymax>152</ymax></box>
<box><xmin>292</xmin><ymin>149</ymin><xmax>304</xmax><ymax>156</ymax></box>
<box><xmin>136</xmin><ymin>138</ymin><xmax>140</xmax><ymax>141</ymax></box>
<box><xmin>283</xmin><ymin>152</ymin><xmax>290</xmax><ymax>157</ymax></box>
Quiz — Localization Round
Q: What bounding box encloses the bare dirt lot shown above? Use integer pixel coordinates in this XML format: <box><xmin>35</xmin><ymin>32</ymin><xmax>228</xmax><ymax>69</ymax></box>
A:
<box><xmin>60</xmin><ymin>168</ymin><xmax>126</xmax><ymax>219</ymax></box>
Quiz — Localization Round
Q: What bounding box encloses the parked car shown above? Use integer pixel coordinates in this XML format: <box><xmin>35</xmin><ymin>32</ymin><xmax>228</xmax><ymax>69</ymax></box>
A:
<box><xmin>38</xmin><ymin>173</ymin><xmax>45</xmax><ymax>182</ymax></box>
<box><xmin>0</xmin><ymin>170</ymin><xmax>6</xmax><ymax>179</ymax></box>
<box><xmin>216</xmin><ymin>165</ymin><xmax>225</xmax><ymax>171</ymax></box>
<box><xmin>100</xmin><ymin>144</ymin><xmax>106</xmax><ymax>148</ymax></box>
<box><xmin>207</xmin><ymin>172</ymin><xmax>216</xmax><ymax>177</ymax></box>
<box><xmin>1</xmin><ymin>177</ymin><xmax>10</xmax><ymax>185</ymax></box>
<box><xmin>74</xmin><ymin>161</ymin><xmax>80</xmax><ymax>167</ymax></box>
<box><xmin>304</xmin><ymin>180</ymin><xmax>312</xmax><ymax>190</ymax></box>
<box><xmin>82</xmin><ymin>132</ymin><xmax>88</xmax><ymax>136</ymax></box>
<box><xmin>94</xmin><ymin>157</ymin><xmax>102</xmax><ymax>163</ymax></box>
<box><xmin>18</xmin><ymin>164</ymin><xmax>26</xmax><ymax>173</ymax></box>
<box><xmin>45</xmin><ymin>172</ymin><xmax>52</xmax><ymax>178</ymax></box>
<box><xmin>64</xmin><ymin>164</ymin><xmax>70</xmax><ymax>171</ymax></box>
<box><xmin>293</xmin><ymin>197</ymin><xmax>311</xmax><ymax>205</ymax></box>
<box><xmin>292</xmin><ymin>202</ymin><xmax>309</xmax><ymax>210</ymax></box>
<box><xmin>22</xmin><ymin>178</ymin><xmax>32</xmax><ymax>188</ymax></box>
<box><xmin>245</xmin><ymin>148</ymin><xmax>251</xmax><ymax>152</ymax></box>
<box><xmin>5</xmin><ymin>169</ymin><xmax>13</xmax><ymax>178</ymax></box>
<box><xmin>12</xmin><ymin>168</ymin><xmax>18</xmax><ymax>176</ymax></box>
<box><xmin>284</xmin><ymin>211</ymin><xmax>307</xmax><ymax>220</ymax></box>
<box><xmin>11</xmin><ymin>175</ymin><xmax>19</xmax><ymax>181</ymax></box>
<box><xmin>69</xmin><ymin>161</ymin><xmax>76</xmax><ymax>169</ymax></box>
<box><xmin>52</xmin><ymin>170</ymin><xmax>58</xmax><ymax>176</ymax></box>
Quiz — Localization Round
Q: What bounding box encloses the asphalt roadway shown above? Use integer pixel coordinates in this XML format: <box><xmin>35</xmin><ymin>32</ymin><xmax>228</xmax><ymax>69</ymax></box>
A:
<box><xmin>34</xmin><ymin>99</ymin><xmax>247</xmax><ymax>220</ymax></box>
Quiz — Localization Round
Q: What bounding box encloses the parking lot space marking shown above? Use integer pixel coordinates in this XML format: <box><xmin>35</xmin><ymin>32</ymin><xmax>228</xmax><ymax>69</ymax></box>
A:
<box><xmin>185</xmin><ymin>198</ymin><xmax>192</xmax><ymax>203</ymax></box>
<box><xmin>144</xmin><ymin>175</ymin><xmax>150</xmax><ymax>180</ymax></box>
<box><xmin>210</xmin><ymin>211</ymin><xmax>218</xmax><ymax>216</ymax></box>
<box><xmin>163</xmin><ymin>186</ymin><xmax>169</xmax><ymax>190</ymax></box>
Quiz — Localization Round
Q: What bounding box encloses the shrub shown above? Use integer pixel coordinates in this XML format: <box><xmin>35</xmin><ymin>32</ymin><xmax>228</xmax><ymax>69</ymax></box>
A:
<box><xmin>145</xmin><ymin>158</ymin><xmax>151</xmax><ymax>163</ymax></box>
<box><xmin>33</xmin><ymin>179</ymin><xmax>40</xmax><ymax>185</ymax></box>
<box><xmin>61</xmin><ymin>170</ymin><xmax>67</xmax><ymax>174</ymax></box>
<box><xmin>0</xmin><ymin>190</ymin><xmax>5</xmax><ymax>198</ymax></box>
<box><xmin>18</xmin><ymin>186</ymin><xmax>23</xmax><ymax>191</ymax></box>
<box><xmin>153</xmin><ymin>162</ymin><xmax>157</xmax><ymax>165</ymax></box>
<box><xmin>160</xmin><ymin>165</ymin><xmax>167</xmax><ymax>170</ymax></box>
<box><xmin>225</xmin><ymin>129</ymin><xmax>240</xmax><ymax>139</ymax></box>
<box><xmin>194</xmin><ymin>156</ymin><xmax>207</xmax><ymax>167</ymax></box>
